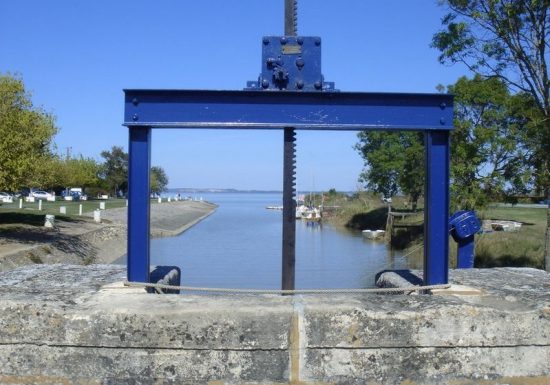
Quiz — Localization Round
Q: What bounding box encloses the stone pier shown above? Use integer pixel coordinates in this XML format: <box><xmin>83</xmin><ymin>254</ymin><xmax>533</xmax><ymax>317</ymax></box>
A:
<box><xmin>0</xmin><ymin>264</ymin><xmax>548</xmax><ymax>384</ymax></box>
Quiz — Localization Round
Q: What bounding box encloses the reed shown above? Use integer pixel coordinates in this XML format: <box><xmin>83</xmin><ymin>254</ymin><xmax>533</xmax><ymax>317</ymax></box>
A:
<box><xmin>325</xmin><ymin>192</ymin><xmax>546</xmax><ymax>269</ymax></box>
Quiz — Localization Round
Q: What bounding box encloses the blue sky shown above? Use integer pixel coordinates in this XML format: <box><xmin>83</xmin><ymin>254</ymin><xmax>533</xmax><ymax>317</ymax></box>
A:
<box><xmin>0</xmin><ymin>1</ymin><xmax>467</xmax><ymax>191</ymax></box>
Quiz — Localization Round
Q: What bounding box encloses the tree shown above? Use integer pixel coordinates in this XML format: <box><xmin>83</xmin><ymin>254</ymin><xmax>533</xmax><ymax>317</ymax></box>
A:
<box><xmin>0</xmin><ymin>74</ymin><xmax>58</xmax><ymax>191</ymax></box>
<box><xmin>99</xmin><ymin>147</ymin><xmax>169</xmax><ymax>197</ymax></box>
<box><xmin>355</xmin><ymin>131</ymin><xmax>424</xmax><ymax>210</ymax></box>
<box><xmin>100</xmin><ymin>146</ymin><xmax>128</xmax><ymax>197</ymax></box>
<box><xmin>355</xmin><ymin>76</ymin><xmax>532</xmax><ymax>211</ymax></box>
<box><xmin>448</xmin><ymin>75</ymin><xmax>532</xmax><ymax>209</ymax></box>
<box><xmin>58</xmin><ymin>156</ymin><xmax>102</xmax><ymax>190</ymax></box>
<box><xmin>432</xmin><ymin>0</ymin><xmax>550</xmax><ymax>270</ymax></box>
<box><xmin>150</xmin><ymin>166</ymin><xmax>169</xmax><ymax>195</ymax></box>
<box><xmin>399</xmin><ymin>132</ymin><xmax>425</xmax><ymax>210</ymax></box>
<box><xmin>433</xmin><ymin>0</ymin><xmax>548</xmax><ymax>116</ymax></box>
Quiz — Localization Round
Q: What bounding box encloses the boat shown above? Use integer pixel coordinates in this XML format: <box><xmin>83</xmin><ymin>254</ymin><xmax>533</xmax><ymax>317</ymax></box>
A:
<box><xmin>490</xmin><ymin>220</ymin><xmax>522</xmax><ymax>232</ymax></box>
<box><xmin>266</xmin><ymin>205</ymin><xmax>283</xmax><ymax>210</ymax></box>
<box><xmin>296</xmin><ymin>204</ymin><xmax>309</xmax><ymax>219</ymax></box>
<box><xmin>302</xmin><ymin>207</ymin><xmax>322</xmax><ymax>222</ymax></box>
<box><xmin>362</xmin><ymin>229</ymin><xmax>386</xmax><ymax>240</ymax></box>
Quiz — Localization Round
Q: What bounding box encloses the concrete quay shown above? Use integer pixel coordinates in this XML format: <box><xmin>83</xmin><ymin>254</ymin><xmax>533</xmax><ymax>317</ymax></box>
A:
<box><xmin>0</xmin><ymin>264</ymin><xmax>548</xmax><ymax>384</ymax></box>
<box><xmin>0</xmin><ymin>200</ymin><xmax>217</xmax><ymax>272</ymax></box>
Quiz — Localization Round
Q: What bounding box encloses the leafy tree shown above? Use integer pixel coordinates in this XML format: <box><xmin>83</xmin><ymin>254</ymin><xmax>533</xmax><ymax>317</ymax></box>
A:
<box><xmin>0</xmin><ymin>74</ymin><xmax>58</xmax><ymax>191</ymax></box>
<box><xmin>355</xmin><ymin>76</ymin><xmax>532</xmax><ymax>211</ymax></box>
<box><xmin>432</xmin><ymin>0</ymin><xmax>549</xmax><ymax>117</ymax></box>
<box><xmin>58</xmin><ymin>156</ymin><xmax>102</xmax><ymax>190</ymax></box>
<box><xmin>432</xmin><ymin>0</ymin><xmax>550</xmax><ymax>269</ymax></box>
<box><xmin>99</xmin><ymin>147</ymin><xmax>170</xmax><ymax>197</ymax></box>
<box><xmin>448</xmin><ymin>76</ymin><xmax>532</xmax><ymax>209</ymax></box>
<box><xmin>100</xmin><ymin>146</ymin><xmax>128</xmax><ymax>197</ymax></box>
<box><xmin>150</xmin><ymin>166</ymin><xmax>169</xmax><ymax>195</ymax></box>
<box><xmin>355</xmin><ymin>132</ymin><xmax>424</xmax><ymax>210</ymax></box>
<box><xmin>399</xmin><ymin>132</ymin><xmax>425</xmax><ymax>210</ymax></box>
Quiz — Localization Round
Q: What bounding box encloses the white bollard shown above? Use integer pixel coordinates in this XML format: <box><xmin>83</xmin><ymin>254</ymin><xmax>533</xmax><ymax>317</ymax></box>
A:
<box><xmin>38</xmin><ymin>200</ymin><xmax>42</xmax><ymax>211</ymax></box>
<box><xmin>93</xmin><ymin>209</ymin><xmax>101</xmax><ymax>223</ymax></box>
<box><xmin>44</xmin><ymin>214</ymin><xmax>55</xmax><ymax>228</ymax></box>
<box><xmin>158</xmin><ymin>197</ymin><xmax>162</xmax><ymax>204</ymax></box>
<box><xmin>126</xmin><ymin>199</ymin><xmax>128</xmax><ymax>207</ymax></box>
<box><xmin>59</xmin><ymin>206</ymin><xmax>66</xmax><ymax>215</ymax></box>
<box><xmin>99</xmin><ymin>201</ymin><xmax>106</xmax><ymax>210</ymax></box>
<box><xmin>19</xmin><ymin>199</ymin><xmax>23</xmax><ymax>209</ymax></box>
<box><xmin>79</xmin><ymin>204</ymin><xmax>83</xmax><ymax>216</ymax></box>
<box><xmin>168</xmin><ymin>197</ymin><xmax>171</xmax><ymax>202</ymax></box>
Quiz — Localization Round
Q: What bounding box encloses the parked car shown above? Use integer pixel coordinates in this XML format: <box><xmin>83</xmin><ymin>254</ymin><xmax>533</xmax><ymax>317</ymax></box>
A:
<box><xmin>31</xmin><ymin>190</ymin><xmax>54</xmax><ymax>200</ymax></box>
<box><xmin>0</xmin><ymin>192</ymin><xmax>13</xmax><ymax>203</ymax></box>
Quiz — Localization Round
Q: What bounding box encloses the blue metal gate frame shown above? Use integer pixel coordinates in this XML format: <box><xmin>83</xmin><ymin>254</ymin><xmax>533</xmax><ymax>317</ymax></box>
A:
<box><xmin>123</xmin><ymin>89</ymin><xmax>453</xmax><ymax>286</ymax></box>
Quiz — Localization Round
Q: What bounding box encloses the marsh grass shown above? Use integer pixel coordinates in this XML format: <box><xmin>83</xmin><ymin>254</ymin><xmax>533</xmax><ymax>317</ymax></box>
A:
<box><xmin>325</xmin><ymin>192</ymin><xmax>546</xmax><ymax>269</ymax></box>
<box><xmin>474</xmin><ymin>206</ymin><xmax>545</xmax><ymax>269</ymax></box>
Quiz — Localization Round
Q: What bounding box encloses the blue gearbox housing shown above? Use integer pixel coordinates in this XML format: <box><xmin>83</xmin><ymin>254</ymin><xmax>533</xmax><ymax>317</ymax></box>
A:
<box><xmin>246</xmin><ymin>36</ymin><xmax>335</xmax><ymax>92</ymax></box>
<box><xmin>449</xmin><ymin>210</ymin><xmax>481</xmax><ymax>269</ymax></box>
<box><xmin>450</xmin><ymin>210</ymin><xmax>481</xmax><ymax>241</ymax></box>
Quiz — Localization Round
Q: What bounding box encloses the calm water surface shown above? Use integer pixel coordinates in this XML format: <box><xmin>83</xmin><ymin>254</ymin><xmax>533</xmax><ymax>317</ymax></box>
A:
<box><xmin>151</xmin><ymin>192</ymin><xmax>409</xmax><ymax>289</ymax></box>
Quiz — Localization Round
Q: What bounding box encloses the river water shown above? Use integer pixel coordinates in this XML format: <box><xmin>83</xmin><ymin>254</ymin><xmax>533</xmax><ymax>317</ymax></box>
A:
<box><xmin>151</xmin><ymin>192</ymin><xmax>408</xmax><ymax>289</ymax></box>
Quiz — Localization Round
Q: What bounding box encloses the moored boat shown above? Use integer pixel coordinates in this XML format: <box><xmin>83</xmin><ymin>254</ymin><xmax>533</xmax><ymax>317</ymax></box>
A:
<box><xmin>362</xmin><ymin>229</ymin><xmax>385</xmax><ymax>240</ymax></box>
<box><xmin>303</xmin><ymin>207</ymin><xmax>322</xmax><ymax>221</ymax></box>
<box><xmin>296</xmin><ymin>204</ymin><xmax>308</xmax><ymax>219</ymax></box>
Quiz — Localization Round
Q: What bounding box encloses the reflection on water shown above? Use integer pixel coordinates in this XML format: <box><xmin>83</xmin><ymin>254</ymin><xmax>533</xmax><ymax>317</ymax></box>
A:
<box><xmin>149</xmin><ymin>192</ymin><xmax>410</xmax><ymax>289</ymax></box>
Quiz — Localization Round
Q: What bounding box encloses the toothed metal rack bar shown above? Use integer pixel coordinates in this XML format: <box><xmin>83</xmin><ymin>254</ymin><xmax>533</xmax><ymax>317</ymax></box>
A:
<box><xmin>123</xmin><ymin>89</ymin><xmax>454</xmax><ymax>288</ymax></box>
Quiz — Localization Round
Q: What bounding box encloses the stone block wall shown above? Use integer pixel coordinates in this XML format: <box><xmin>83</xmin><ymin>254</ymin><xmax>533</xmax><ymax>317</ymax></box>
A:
<box><xmin>0</xmin><ymin>264</ymin><xmax>548</xmax><ymax>384</ymax></box>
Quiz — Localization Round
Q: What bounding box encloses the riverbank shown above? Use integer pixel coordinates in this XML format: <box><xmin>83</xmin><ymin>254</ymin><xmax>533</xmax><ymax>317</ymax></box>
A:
<box><xmin>322</xmin><ymin>191</ymin><xmax>546</xmax><ymax>269</ymax></box>
<box><xmin>0</xmin><ymin>200</ymin><xmax>217</xmax><ymax>272</ymax></box>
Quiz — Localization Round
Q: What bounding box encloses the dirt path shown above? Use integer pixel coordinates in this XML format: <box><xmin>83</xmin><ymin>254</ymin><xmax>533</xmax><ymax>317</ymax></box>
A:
<box><xmin>0</xmin><ymin>201</ymin><xmax>217</xmax><ymax>272</ymax></box>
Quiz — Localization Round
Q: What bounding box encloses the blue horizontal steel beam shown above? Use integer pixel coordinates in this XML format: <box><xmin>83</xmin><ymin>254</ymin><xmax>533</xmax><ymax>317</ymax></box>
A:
<box><xmin>124</xmin><ymin>90</ymin><xmax>453</xmax><ymax>131</ymax></box>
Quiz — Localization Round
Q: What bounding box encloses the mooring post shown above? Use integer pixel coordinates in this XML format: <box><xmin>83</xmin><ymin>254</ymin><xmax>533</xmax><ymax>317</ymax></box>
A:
<box><xmin>128</xmin><ymin>126</ymin><xmax>152</xmax><ymax>283</ymax></box>
<box><xmin>282</xmin><ymin>127</ymin><xmax>297</xmax><ymax>291</ymax></box>
<box><xmin>424</xmin><ymin>130</ymin><xmax>450</xmax><ymax>285</ymax></box>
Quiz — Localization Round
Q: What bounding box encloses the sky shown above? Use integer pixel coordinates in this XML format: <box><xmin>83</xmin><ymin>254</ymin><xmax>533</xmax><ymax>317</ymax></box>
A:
<box><xmin>0</xmin><ymin>1</ymin><xmax>468</xmax><ymax>191</ymax></box>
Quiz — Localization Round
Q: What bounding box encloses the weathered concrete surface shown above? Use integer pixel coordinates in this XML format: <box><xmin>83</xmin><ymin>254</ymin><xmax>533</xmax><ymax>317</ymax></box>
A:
<box><xmin>0</xmin><ymin>264</ymin><xmax>549</xmax><ymax>384</ymax></box>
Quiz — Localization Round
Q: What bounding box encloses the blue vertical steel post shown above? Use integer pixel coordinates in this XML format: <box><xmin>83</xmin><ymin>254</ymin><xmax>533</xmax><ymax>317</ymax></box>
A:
<box><xmin>456</xmin><ymin>238</ymin><xmax>475</xmax><ymax>268</ymax></box>
<box><xmin>127</xmin><ymin>126</ymin><xmax>152</xmax><ymax>283</ymax></box>
<box><xmin>424</xmin><ymin>130</ymin><xmax>450</xmax><ymax>285</ymax></box>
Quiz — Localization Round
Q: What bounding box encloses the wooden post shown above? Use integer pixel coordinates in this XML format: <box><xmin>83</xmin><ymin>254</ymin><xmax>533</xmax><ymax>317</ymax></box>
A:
<box><xmin>385</xmin><ymin>204</ymin><xmax>393</xmax><ymax>243</ymax></box>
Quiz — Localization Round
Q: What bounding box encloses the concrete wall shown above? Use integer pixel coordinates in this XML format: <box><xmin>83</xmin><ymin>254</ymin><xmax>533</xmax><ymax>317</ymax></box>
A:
<box><xmin>0</xmin><ymin>264</ymin><xmax>549</xmax><ymax>384</ymax></box>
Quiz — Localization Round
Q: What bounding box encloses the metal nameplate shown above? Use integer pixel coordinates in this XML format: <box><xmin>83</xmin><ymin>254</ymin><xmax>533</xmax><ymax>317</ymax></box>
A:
<box><xmin>282</xmin><ymin>44</ymin><xmax>301</xmax><ymax>55</ymax></box>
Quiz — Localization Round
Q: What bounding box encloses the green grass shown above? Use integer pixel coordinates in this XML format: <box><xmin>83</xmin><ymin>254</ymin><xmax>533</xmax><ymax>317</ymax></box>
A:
<box><xmin>474</xmin><ymin>206</ymin><xmax>546</xmax><ymax>269</ymax></box>
<box><xmin>324</xmin><ymin>192</ymin><xmax>547</xmax><ymax>269</ymax></box>
<box><xmin>0</xmin><ymin>198</ymin><xmax>130</xmax><ymax>231</ymax></box>
<box><xmin>323</xmin><ymin>192</ymin><xmax>419</xmax><ymax>230</ymax></box>
<box><xmin>0</xmin><ymin>198</ymin><xmax>128</xmax><ymax>217</ymax></box>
